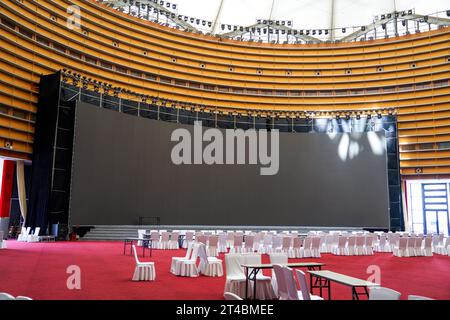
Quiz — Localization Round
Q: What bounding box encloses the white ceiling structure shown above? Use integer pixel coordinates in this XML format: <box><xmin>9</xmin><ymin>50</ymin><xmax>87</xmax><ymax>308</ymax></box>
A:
<box><xmin>103</xmin><ymin>0</ymin><xmax>450</xmax><ymax>42</ymax></box>
<box><xmin>174</xmin><ymin>0</ymin><xmax>450</xmax><ymax>31</ymax></box>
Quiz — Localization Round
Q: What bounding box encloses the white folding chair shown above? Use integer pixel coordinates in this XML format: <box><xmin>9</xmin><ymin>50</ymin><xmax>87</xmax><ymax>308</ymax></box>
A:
<box><xmin>346</xmin><ymin>236</ymin><xmax>356</xmax><ymax>255</ymax></box>
<box><xmin>295</xmin><ymin>269</ymin><xmax>323</xmax><ymax>300</ymax></box>
<box><xmin>171</xmin><ymin>242</ymin><xmax>194</xmax><ymax>274</ymax></box>
<box><xmin>131</xmin><ymin>245</ymin><xmax>155</xmax><ymax>281</ymax></box>
<box><xmin>273</xmin><ymin>264</ymin><xmax>289</xmax><ymax>300</ymax></box>
<box><xmin>281</xmin><ymin>237</ymin><xmax>292</xmax><ymax>254</ymax></box>
<box><xmin>137</xmin><ymin>229</ymin><xmax>146</xmax><ymax>246</ymax></box>
<box><xmin>183</xmin><ymin>231</ymin><xmax>194</xmax><ymax>249</ymax></box>
<box><xmin>260</xmin><ymin>234</ymin><xmax>272</xmax><ymax>254</ymax></box>
<box><xmin>244</xmin><ymin>235</ymin><xmax>255</xmax><ymax>253</ymax></box>
<box><xmin>364</xmin><ymin>236</ymin><xmax>374</xmax><ymax>255</ymax></box>
<box><xmin>0</xmin><ymin>231</ymin><xmax>6</xmax><ymax>249</ymax></box>
<box><xmin>150</xmin><ymin>231</ymin><xmax>160</xmax><ymax>249</ymax></box>
<box><xmin>207</xmin><ymin>235</ymin><xmax>219</xmax><ymax>257</ymax></box>
<box><xmin>408</xmin><ymin>295</ymin><xmax>434</xmax><ymax>300</ymax></box>
<box><xmin>289</xmin><ymin>237</ymin><xmax>302</xmax><ymax>258</ymax></box>
<box><xmin>0</xmin><ymin>293</ymin><xmax>15</xmax><ymax>300</ymax></box>
<box><xmin>224</xmin><ymin>292</ymin><xmax>243</xmax><ymax>300</ymax></box>
<box><xmin>269</xmin><ymin>253</ymin><xmax>288</xmax><ymax>297</ymax></box>
<box><xmin>168</xmin><ymin>232</ymin><xmax>180</xmax><ymax>250</ymax></box>
<box><xmin>159</xmin><ymin>232</ymin><xmax>170</xmax><ymax>249</ymax></box>
<box><xmin>224</xmin><ymin>253</ymin><xmax>247</xmax><ymax>299</ymax></box>
<box><xmin>435</xmin><ymin>237</ymin><xmax>450</xmax><ymax>255</ymax></box>
<box><xmin>244</xmin><ymin>253</ymin><xmax>276</xmax><ymax>300</ymax></box>
<box><xmin>176</xmin><ymin>243</ymin><xmax>201</xmax><ymax>277</ymax></box>
<box><xmin>332</xmin><ymin>236</ymin><xmax>347</xmax><ymax>255</ymax></box>
<box><xmin>231</xmin><ymin>235</ymin><xmax>244</xmax><ymax>253</ymax></box>
<box><xmin>15</xmin><ymin>296</ymin><xmax>33</xmax><ymax>300</ymax></box>
<box><xmin>369</xmin><ymin>287</ymin><xmax>401</xmax><ymax>300</ymax></box>
<box><xmin>422</xmin><ymin>237</ymin><xmax>433</xmax><ymax>257</ymax></box>
<box><xmin>218</xmin><ymin>232</ymin><xmax>228</xmax><ymax>253</ymax></box>
<box><xmin>27</xmin><ymin>227</ymin><xmax>41</xmax><ymax>242</ymax></box>
<box><xmin>17</xmin><ymin>227</ymin><xmax>30</xmax><ymax>242</ymax></box>
<box><xmin>414</xmin><ymin>236</ymin><xmax>423</xmax><ymax>256</ymax></box>
<box><xmin>355</xmin><ymin>236</ymin><xmax>365</xmax><ymax>255</ymax></box>
<box><xmin>300</xmin><ymin>237</ymin><xmax>312</xmax><ymax>258</ymax></box>
<box><xmin>283</xmin><ymin>267</ymin><xmax>303</xmax><ymax>300</ymax></box>
<box><xmin>310</xmin><ymin>237</ymin><xmax>321</xmax><ymax>258</ymax></box>
<box><xmin>406</xmin><ymin>237</ymin><xmax>415</xmax><ymax>257</ymax></box>
<box><xmin>198</xmin><ymin>243</ymin><xmax>223</xmax><ymax>277</ymax></box>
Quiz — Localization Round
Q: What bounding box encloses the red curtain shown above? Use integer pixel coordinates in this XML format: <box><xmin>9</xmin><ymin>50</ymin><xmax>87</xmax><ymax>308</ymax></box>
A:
<box><xmin>0</xmin><ymin>160</ymin><xmax>15</xmax><ymax>218</ymax></box>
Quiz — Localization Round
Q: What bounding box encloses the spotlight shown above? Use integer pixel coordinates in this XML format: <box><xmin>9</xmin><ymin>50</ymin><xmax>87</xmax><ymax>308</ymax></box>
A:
<box><xmin>447</xmin><ymin>10</ymin><xmax>450</xmax><ymax>17</ymax></box>
<box><xmin>342</xmin><ymin>28</ymin><xmax>346</xmax><ymax>33</ymax></box>
<box><xmin>345</xmin><ymin>114</ymin><xmax>350</xmax><ymax>120</ymax></box>
<box><xmin>356</xmin><ymin>114</ymin><xmax>361</xmax><ymax>120</ymax></box>
<box><xmin>423</xmin><ymin>16</ymin><xmax>428</xmax><ymax>23</ymax></box>
<box><xmin>367</xmin><ymin>114</ymin><xmax>372</xmax><ymax>119</ymax></box>
<box><xmin>408</xmin><ymin>10</ymin><xmax>413</xmax><ymax>15</ymax></box>
<box><xmin>377</xmin><ymin>112</ymin><xmax>382</xmax><ymax>119</ymax></box>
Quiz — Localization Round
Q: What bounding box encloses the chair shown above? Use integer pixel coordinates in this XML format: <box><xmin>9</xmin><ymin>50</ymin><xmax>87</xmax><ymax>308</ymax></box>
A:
<box><xmin>168</xmin><ymin>232</ymin><xmax>179</xmax><ymax>250</ymax></box>
<box><xmin>346</xmin><ymin>236</ymin><xmax>356</xmax><ymax>255</ymax></box>
<box><xmin>224</xmin><ymin>253</ymin><xmax>247</xmax><ymax>299</ymax></box>
<box><xmin>289</xmin><ymin>237</ymin><xmax>302</xmax><ymax>258</ymax></box>
<box><xmin>406</xmin><ymin>237</ymin><xmax>415</xmax><ymax>257</ymax></box>
<box><xmin>332</xmin><ymin>236</ymin><xmax>347</xmax><ymax>255</ymax></box>
<box><xmin>244</xmin><ymin>253</ymin><xmax>276</xmax><ymax>300</ymax></box>
<box><xmin>355</xmin><ymin>236</ymin><xmax>365</xmax><ymax>255</ymax></box>
<box><xmin>27</xmin><ymin>227</ymin><xmax>41</xmax><ymax>242</ymax></box>
<box><xmin>414</xmin><ymin>236</ymin><xmax>424</xmax><ymax>256</ymax></box>
<box><xmin>159</xmin><ymin>232</ymin><xmax>170</xmax><ymax>249</ymax></box>
<box><xmin>393</xmin><ymin>237</ymin><xmax>408</xmax><ymax>257</ymax></box>
<box><xmin>272</xmin><ymin>264</ymin><xmax>288</xmax><ymax>300</ymax></box>
<box><xmin>176</xmin><ymin>243</ymin><xmax>201</xmax><ymax>277</ymax></box>
<box><xmin>150</xmin><ymin>231</ymin><xmax>160</xmax><ymax>249</ymax></box>
<box><xmin>374</xmin><ymin>233</ymin><xmax>387</xmax><ymax>252</ymax></box>
<box><xmin>0</xmin><ymin>292</ymin><xmax>15</xmax><ymax>300</ymax></box>
<box><xmin>435</xmin><ymin>237</ymin><xmax>450</xmax><ymax>255</ymax></box>
<box><xmin>283</xmin><ymin>267</ymin><xmax>304</xmax><ymax>300</ymax></box>
<box><xmin>15</xmin><ymin>296</ymin><xmax>33</xmax><ymax>300</ymax></box>
<box><xmin>269</xmin><ymin>253</ymin><xmax>288</xmax><ymax>297</ymax></box>
<box><xmin>137</xmin><ymin>229</ymin><xmax>146</xmax><ymax>246</ymax></box>
<box><xmin>131</xmin><ymin>245</ymin><xmax>155</xmax><ymax>281</ymax></box>
<box><xmin>226</xmin><ymin>232</ymin><xmax>235</xmax><ymax>248</ymax></box>
<box><xmin>183</xmin><ymin>231</ymin><xmax>194</xmax><ymax>249</ymax></box>
<box><xmin>310</xmin><ymin>237</ymin><xmax>321</xmax><ymax>258</ymax></box>
<box><xmin>218</xmin><ymin>232</ymin><xmax>228</xmax><ymax>253</ymax></box>
<box><xmin>0</xmin><ymin>231</ymin><xmax>6</xmax><ymax>249</ymax></box>
<box><xmin>364</xmin><ymin>236</ymin><xmax>374</xmax><ymax>255</ymax></box>
<box><xmin>196</xmin><ymin>235</ymin><xmax>207</xmax><ymax>245</ymax></box>
<box><xmin>270</xmin><ymin>235</ymin><xmax>283</xmax><ymax>253</ymax></box>
<box><xmin>198</xmin><ymin>243</ymin><xmax>223</xmax><ymax>277</ymax></box>
<box><xmin>295</xmin><ymin>269</ymin><xmax>323</xmax><ymax>300</ymax></box>
<box><xmin>17</xmin><ymin>227</ymin><xmax>30</xmax><ymax>242</ymax></box>
<box><xmin>280</xmin><ymin>237</ymin><xmax>292</xmax><ymax>254</ymax></box>
<box><xmin>231</xmin><ymin>235</ymin><xmax>244</xmax><ymax>253</ymax></box>
<box><xmin>260</xmin><ymin>234</ymin><xmax>272</xmax><ymax>254</ymax></box>
<box><xmin>171</xmin><ymin>242</ymin><xmax>193</xmax><ymax>274</ymax></box>
<box><xmin>300</xmin><ymin>237</ymin><xmax>312</xmax><ymax>258</ymax></box>
<box><xmin>244</xmin><ymin>235</ymin><xmax>255</xmax><ymax>253</ymax></box>
<box><xmin>369</xmin><ymin>287</ymin><xmax>401</xmax><ymax>300</ymax></box>
<box><xmin>224</xmin><ymin>292</ymin><xmax>243</xmax><ymax>300</ymax></box>
<box><xmin>408</xmin><ymin>295</ymin><xmax>434</xmax><ymax>300</ymax></box>
<box><xmin>207</xmin><ymin>235</ymin><xmax>219</xmax><ymax>257</ymax></box>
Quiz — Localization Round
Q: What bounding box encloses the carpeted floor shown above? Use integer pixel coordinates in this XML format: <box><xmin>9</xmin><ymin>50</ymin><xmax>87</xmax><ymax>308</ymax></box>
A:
<box><xmin>0</xmin><ymin>240</ymin><xmax>449</xmax><ymax>300</ymax></box>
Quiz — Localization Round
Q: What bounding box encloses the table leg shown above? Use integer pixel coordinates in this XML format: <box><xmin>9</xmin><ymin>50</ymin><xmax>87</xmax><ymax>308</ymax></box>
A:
<box><xmin>123</xmin><ymin>240</ymin><xmax>126</xmax><ymax>255</ymax></box>
<box><xmin>142</xmin><ymin>242</ymin><xmax>145</xmax><ymax>258</ymax></box>
<box><xmin>310</xmin><ymin>273</ymin><xmax>313</xmax><ymax>294</ymax></box>
<box><xmin>253</xmin><ymin>269</ymin><xmax>258</xmax><ymax>300</ymax></box>
<box><xmin>328</xmin><ymin>280</ymin><xmax>331</xmax><ymax>300</ymax></box>
<box><xmin>319</xmin><ymin>276</ymin><xmax>323</xmax><ymax>297</ymax></box>
<box><xmin>245</xmin><ymin>267</ymin><xmax>249</xmax><ymax>300</ymax></box>
<box><xmin>363</xmin><ymin>287</ymin><xmax>369</xmax><ymax>299</ymax></box>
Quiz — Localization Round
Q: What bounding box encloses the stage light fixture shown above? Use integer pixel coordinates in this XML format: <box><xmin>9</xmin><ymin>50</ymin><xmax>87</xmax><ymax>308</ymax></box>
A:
<box><xmin>408</xmin><ymin>10</ymin><xmax>413</xmax><ymax>15</ymax></box>
<box><xmin>342</xmin><ymin>28</ymin><xmax>346</xmax><ymax>33</ymax></box>
<box><xmin>447</xmin><ymin>10</ymin><xmax>450</xmax><ymax>17</ymax></box>
<box><xmin>377</xmin><ymin>112</ymin><xmax>382</xmax><ymax>119</ymax></box>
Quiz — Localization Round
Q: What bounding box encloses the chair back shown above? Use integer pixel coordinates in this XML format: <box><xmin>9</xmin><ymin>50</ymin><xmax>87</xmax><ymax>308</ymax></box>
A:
<box><xmin>283</xmin><ymin>267</ymin><xmax>299</xmax><ymax>300</ymax></box>
<box><xmin>369</xmin><ymin>287</ymin><xmax>401</xmax><ymax>300</ymax></box>
<box><xmin>244</xmin><ymin>235</ymin><xmax>254</xmax><ymax>249</ymax></box>
<box><xmin>272</xmin><ymin>235</ymin><xmax>283</xmax><ymax>249</ymax></box>
<box><xmin>225</xmin><ymin>253</ymin><xmax>245</xmax><ymax>278</ymax></box>
<box><xmin>295</xmin><ymin>269</ymin><xmax>311</xmax><ymax>300</ymax></box>
<box><xmin>365</xmin><ymin>236</ymin><xmax>374</xmax><ymax>247</ymax></box>
<box><xmin>263</xmin><ymin>234</ymin><xmax>272</xmax><ymax>246</ymax></box>
<box><xmin>150</xmin><ymin>231</ymin><xmax>160</xmax><ymax>241</ymax></box>
<box><xmin>161</xmin><ymin>232</ymin><xmax>170</xmax><ymax>242</ymax></box>
<box><xmin>269</xmin><ymin>253</ymin><xmax>288</xmax><ymax>265</ymax></box>
<box><xmin>356</xmin><ymin>236</ymin><xmax>365</xmax><ymax>246</ymax></box>
<box><xmin>171</xmin><ymin>232</ymin><xmax>179</xmax><ymax>241</ymax></box>
<box><xmin>227</xmin><ymin>232</ymin><xmax>235</xmax><ymax>241</ymax></box>
<box><xmin>184</xmin><ymin>242</ymin><xmax>194</xmax><ymax>259</ymax></box>
<box><xmin>189</xmin><ymin>243</ymin><xmax>201</xmax><ymax>262</ymax></box>
<box><xmin>406</xmin><ymin>237</ymin><xmax>415</xmax><ymax>249</ymax></box>
<box><xmin>311</xmin><ymin>237</ymin><xmax>321</xmax><ymax>249</ymax></box>
<box><xmin>273</xmin><ymin>264</ymin><xmax>288</xmax><ymax>300</ymax></box>
<box><xmin>132</xmin><ymin>245</ymin><xmax>140</xmax><ymax>264</ymax></box>
<box><xmin>438</xmin><ymin>233</ymin><xmax>444</xmax><ymax>244</ymax></box>
<box><xmin>218</xmin><ymin>233</ymin><xmax>227</xmax><ymax>246</ymax></box>
<box><xmin>347</xmin><ymin>236</ymin><xmax>356</xmax><ymax>246</ymax></box>
<box><xmin>379</xmin><ymin>235</ymin><xmax>386</xmax><ymax>246</ymax></box>
<box><xmin>224</xmin><ymin>292</ymin><xmax>243</xmax><ymax>300</ymax></box>
<box><xmin>233</xmin><ymin>235</ymin><xmax>243</xmax><ymax>247</ymax></box>
<box><xmin>292</xmin><ymin>237</ymin><xmax>302</xmax><ymax>249</ymax></box>
<box><xmin>244</xmin><ymin>253</ymin><xmax>262</xmax><ymax>276</ymax></box>
<box><xmin>398</xmin><ymin>237</ymin><xmax>407</xmax><ymax>249</ymax></box>
<box><xmin>185</xmin><ymin>231</ymin><xmax>194</xmax><ymax>241</ymax></box>
<box><xmin>423</xmin><ymin>237</ymin><xmax>432</xmax><ymax>249</ymax></box>
<box><xmin>208</xmin><ymin>235</ymin><xmax>219</xmax><ymax>247</ymax></box>
<box><xmin>25</xmin><ymin>227</ymin><xmax>31</xmax><ymax>236</ymax></box>
<box><xmin>338</xmin><ymin>236</ymin><xmax>347</xmax><ymax>248</ymax></box>
<box><xmin>197</xmin><ymin>235</ymin><xmax>207</xmax><ymax>245</ymax></box>
<box><xmin>282</xmin><ymin>237</ymin><xmax>292</xmax><ymax>250</ymax></box>
<box><xmin>15</xmin><ymin>296</ymin><xmax>33</xmax><ymax>300</ymax></box>
<box><xmin>414</xmin><ymin>237</ymin><xmax>422</xmax><ymax>248</ymax></box>
<box><xmin>303</xmin><ymin>237</ymin><xmax>312</xmax><ymax>249</ymax></box>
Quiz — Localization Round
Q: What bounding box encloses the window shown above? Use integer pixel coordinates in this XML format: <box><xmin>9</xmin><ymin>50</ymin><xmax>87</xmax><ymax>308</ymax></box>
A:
<box><xmin>53</xmin><ymin>43</ymin><xmax>67</xmax><ymax>53</ymax></box>
<box><xmin>85</xmin><ymin>56</ymin><xmax>97</xmax><ymax>65</ymax></box>
<box><xmin>18</xmin><ymin>27</ymin><xmax>33</xmax><ymax>39</ymax></box>
<box><xmin>116</xmin><ymin>66</ymin><xmax>128</xmax><ymax>74</ymax></box>
<box><xmin>100</xmin><ymin>61</ymin><xmax>113</xmax><ymax>69</ymax></box>
<box><xmin>1</xmin><ymin>17</ymin><xmax>16</xmax><ymax>30</ymax></box>
<box><xmin>36</xmin><ymin>36</ymin><xmax>50</xmax><ymax>46</ymax></box>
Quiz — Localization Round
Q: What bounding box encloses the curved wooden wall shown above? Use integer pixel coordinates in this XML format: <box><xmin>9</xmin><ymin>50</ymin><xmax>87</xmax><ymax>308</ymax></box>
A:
<box><xmin>0</xmin><ymin>0</ymin><xmax>449</xmax><ymax>176</ymax></box>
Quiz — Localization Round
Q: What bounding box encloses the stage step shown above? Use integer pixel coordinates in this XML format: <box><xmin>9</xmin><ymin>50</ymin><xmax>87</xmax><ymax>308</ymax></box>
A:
<box><xmin>79</xmin><ymin>225</ymin><xmax>363</xmax><ymax>241</ymax></box>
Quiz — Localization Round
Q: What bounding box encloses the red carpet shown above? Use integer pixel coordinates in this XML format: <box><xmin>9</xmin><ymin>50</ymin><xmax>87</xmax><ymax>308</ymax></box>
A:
<box><xmin>0</xmin><ymin>240</ymin><xmax>449</xmax><ymax>300</ymax></box>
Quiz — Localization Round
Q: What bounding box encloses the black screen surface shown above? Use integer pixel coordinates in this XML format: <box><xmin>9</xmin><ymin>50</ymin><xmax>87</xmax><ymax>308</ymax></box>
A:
<box><xmin>69</xmin><ymin>102</ymin><xmax>390</xmax><ymax>228</ymax></box>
